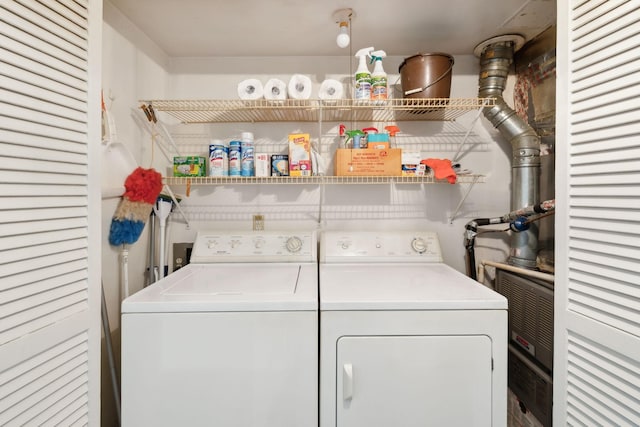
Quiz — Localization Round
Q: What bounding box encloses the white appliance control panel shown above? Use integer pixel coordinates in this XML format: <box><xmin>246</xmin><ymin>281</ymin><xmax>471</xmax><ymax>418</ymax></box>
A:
<box><xmin>321</xmin><ymin>231</ymin><xmax>443</xmax><ymax>263</ymax></box>
<box><xmin>190</xmin><ymin>230</ymin><xmax>316</xmax><ymax>263</ymax></box>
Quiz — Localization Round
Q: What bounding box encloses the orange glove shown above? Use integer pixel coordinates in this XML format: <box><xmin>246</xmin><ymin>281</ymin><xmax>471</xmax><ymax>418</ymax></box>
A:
<box><xmin>421</xmin><ymin>158</ymin><xmax>457</xmax><ymax>184</ymax></box>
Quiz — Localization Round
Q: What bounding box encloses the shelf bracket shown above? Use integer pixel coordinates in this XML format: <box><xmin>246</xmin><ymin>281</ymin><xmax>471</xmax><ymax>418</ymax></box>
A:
<box><xmin>448</xmin><ymin>175</ymin><xmax>480</xmax><ymax>224</ymax></box>
<box><xmin>452</xmin><ymin>98</ymin><xmax>491</xmax><ymax>163</ymax></box>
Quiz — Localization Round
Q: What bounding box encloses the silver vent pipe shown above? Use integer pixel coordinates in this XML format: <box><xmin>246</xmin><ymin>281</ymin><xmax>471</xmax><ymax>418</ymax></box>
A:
<box><xmin>475</xmin><ymin>35</ymin><xmax>541</xmax><ymax>269</ymax></box>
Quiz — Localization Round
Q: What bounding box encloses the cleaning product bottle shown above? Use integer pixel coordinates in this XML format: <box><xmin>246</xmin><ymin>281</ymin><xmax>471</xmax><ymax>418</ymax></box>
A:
<box><xmin>345</xmin><ymin>129</ymin><xmax>365</xmax><ymax>149</ymax></box>
<box><xmin>370</xmin><ymin>50</ymin><xmax>388</xmax><ymax>101</ymax></box>
<box><xmin>354</xmin><ymin>47</ymin><xmax>374</xmax><ymax>100</ymax></box>
<box><xmin>361</xmin><ymin>127</ymin><xmax>378</xmax><ymax>149</ymax></box>
<box><xmin>384</xmin><ymin>125</ymin><xmax>400</xmax><ymax>147</ymax></box>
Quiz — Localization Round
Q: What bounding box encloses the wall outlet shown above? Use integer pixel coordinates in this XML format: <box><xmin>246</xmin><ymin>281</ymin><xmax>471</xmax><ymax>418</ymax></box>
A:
<box><xmin>173</xmin><ymin>242</ymin><xmax>193</xmax><ymax>272</ymax></box>
<box><xmin>253</xmin><ymin>214</ymin><xmax>265</xmax><ymax>231</ymax></box>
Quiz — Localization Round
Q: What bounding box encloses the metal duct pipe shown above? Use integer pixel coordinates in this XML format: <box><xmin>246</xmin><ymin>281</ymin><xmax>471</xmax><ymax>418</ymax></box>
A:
<box><xmin>476</xmin><ymin>36</ymin><xmax>541</xmax><ymax>269</ymax></box>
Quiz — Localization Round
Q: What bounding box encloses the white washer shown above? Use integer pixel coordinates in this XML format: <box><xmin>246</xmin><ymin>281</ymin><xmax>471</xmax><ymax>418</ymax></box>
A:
<box><xmin>319</xmin><ymin>231</ymin><xmax>508</xmax><ymax>427</ymax></box>
<box><xmin>121</xmin><ymin>230</ymin><xmax>318</xmax><ymax>427</ymax></box>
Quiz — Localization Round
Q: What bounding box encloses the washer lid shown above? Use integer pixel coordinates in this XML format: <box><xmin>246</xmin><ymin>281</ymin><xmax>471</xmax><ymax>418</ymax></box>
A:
<box><xmin>319</xmin><ymin>263</ymin><xmax>507</xmax><ymax>310</ymax></box>
<box><xmin>122</xmin><ymin>263</ymin><xmax>317</xmax><ymax>313</ymax></box>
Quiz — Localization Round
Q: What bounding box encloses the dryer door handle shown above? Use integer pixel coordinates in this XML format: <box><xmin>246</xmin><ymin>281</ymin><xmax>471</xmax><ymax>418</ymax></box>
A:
<box><xmin>343</xmin><ymin>363</ymin><xmax>353</xmax><ymax>401</ymax></box>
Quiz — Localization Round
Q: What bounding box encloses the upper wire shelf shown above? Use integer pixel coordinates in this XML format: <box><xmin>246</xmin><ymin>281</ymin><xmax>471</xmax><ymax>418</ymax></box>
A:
<box><xmin>143</xmin><ymin>98</ymin><xmax>495</xmax><ymax>123</ymax></box>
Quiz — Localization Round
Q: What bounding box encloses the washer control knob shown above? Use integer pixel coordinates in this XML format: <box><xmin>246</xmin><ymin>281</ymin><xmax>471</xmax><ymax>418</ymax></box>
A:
<box><xmin>341</xmin><ymin>242</ymin><xmax>350</xmax><ymax>250</ymax></box>
<box><xmin>285</xmin><ymin>236</ymin><xmax>303</xmax><ymax>253</ymax></box>
<box><xmin>207</xmin><ymin>240</ymin><xmax>217</xmax><ymax>249</ymax></box>
<box><xmin>254</xmin><ymin>239</ymin><xmax>265</xmax><ymax>249</ymax></box>
<box><xmin>411</xmin><ymin>237</ymin><xmax>427</xmax><ymax>254</ymax></box>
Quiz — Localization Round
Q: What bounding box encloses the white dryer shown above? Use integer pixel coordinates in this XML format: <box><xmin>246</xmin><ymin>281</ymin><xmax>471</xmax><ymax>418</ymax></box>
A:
<box><xmin>319</xmin><ymin>231</ymin><xmax>508</xmax><ymax>427</ymax></box>
<box><xmin>121</xmin><ymin>230</ymin><xmax>318</xmax><ymax>427</ymax></box>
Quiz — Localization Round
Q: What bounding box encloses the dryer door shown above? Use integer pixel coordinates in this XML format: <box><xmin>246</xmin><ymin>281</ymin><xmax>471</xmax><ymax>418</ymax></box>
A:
<box><xmin>336</xmin><ymin>335</ymin><xmax>492</xmax><ymax>427</ymax></box>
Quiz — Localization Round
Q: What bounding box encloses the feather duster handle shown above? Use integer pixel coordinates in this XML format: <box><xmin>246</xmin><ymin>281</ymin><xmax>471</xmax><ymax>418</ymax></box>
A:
<box><xmin>109</xmin><ymin>167</ymin><xmax>163</xmax><ymax>246</ymax></box>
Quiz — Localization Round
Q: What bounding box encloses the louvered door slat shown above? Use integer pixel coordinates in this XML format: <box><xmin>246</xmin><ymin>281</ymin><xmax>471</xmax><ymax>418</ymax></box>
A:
<box><xmin>0</xmin><ymin>115</ymin><xmax>87</xmax><ymax>144</ymax></box>
<box><xmin>0</xmin><ymin>142</ymin><xmax>87</xmax><ymax>164</ymax></box>
<box><xmin>0</xmin><ymin>35</ymin><xmax>86</xmax><ymax>87</ymax></box>
<box><xmin>25</xmin><ymin>0</ymin><xmax>89</xmax><ymax>41</ymax></box>
<box><xmin>0</xmin><ymin>206</ymin><xmax>88</xmax><ymax>225</ymax></box>
<box><xmin>57</xmin><ymin>0</ymin><xmax>88</xmax><ymax>19</ymax></box>
<box><xmin>0</xmin><ymin>86</ymin><xmax>87</xmax><ymax>123</ymax></box>
<box><xmin>0</xmin><ymin>349</ymin><xmax>87</xmax><ymax>408</ymax></box>
<box><xmin>570</xmin><ymin>228</ymin><xmax>640</xmax><ymax>248</ymax></box>
<box><xmin>0</xmin><ymin>184</ymin><xmax>88</xmax><ymax>197</ymax></box>
<box><xmin>571</xmin><ymin>171</ymin><xmax>640</xmax><ymax>186</ymax></box>
<box><xmin>0</xmin><ymin>0</ymin><xmax>99</xmax><ymax>423</ymax></box>
<box><xmin>0</xmin><ymin>8</ymin><xmax>87</xmax><ymax>71</ymax></box>
<box><xmin>0</xmin><ymin>62</ymin><xmax>86</xmax><ymax>103</ymax></box>
<box><xmin>3</xmin><ymin>271</ymin><xmax>88</xmax><ymax>305</ymax></box>
<box><xmin>4</xmin><ymin>1</ymin><xmax>87</xmax><ymax>50</ymax></box>
<box><xmin>571</xmin><ymin>185</ymin><xmax>640</xmax><ymax>198</ymax></box>
<box><xmin>0</xmin><ymin>229</ymin><xmax>88</xmax><ymax>252</ymax></box>
<box><xmin>0</xmin><ymin>102</ymin><xmax>87</xmax><ymax>134</ymax></box>
<box><xmin>2</xmin><ymin>238</ymin><xmax>87</xmax><ymax>265</ymax></box>
<box><xmin>0</xmin><ymin>129</ymin><xmax>88</xmax><ymax>154</ymax></box>
<box><xmin>570</xmin><ymin>123</ymin><xmax>640</xmax><ymax>144</ymax></box>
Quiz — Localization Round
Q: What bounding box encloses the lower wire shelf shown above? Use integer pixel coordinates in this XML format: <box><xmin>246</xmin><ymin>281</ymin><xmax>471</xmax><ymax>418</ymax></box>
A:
<box><xmin>164</xmin><ymin>175</ymin><xmax>484</xmax><ymax>185</ymax></box>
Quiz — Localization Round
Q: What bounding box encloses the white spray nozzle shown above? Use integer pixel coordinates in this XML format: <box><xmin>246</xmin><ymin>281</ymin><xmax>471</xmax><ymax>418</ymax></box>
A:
<box><xmin>355</xmin><ymin>47</ymin><xmax>374</xmax><ymax>58</ymax></box>
<box><xmin>370</xmin><ymin>50</ymin><xmax>387</xmax><ymax>62</ymax></box>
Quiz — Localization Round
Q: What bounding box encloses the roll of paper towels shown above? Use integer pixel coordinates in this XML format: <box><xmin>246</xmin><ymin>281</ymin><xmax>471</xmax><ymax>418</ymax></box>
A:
<box><xmin>237</xmin><ymin>79</ymin><xmax>264</xmax><ymax>100</ymax></box>
<box><xmin>264</xmin><ymin>78</ymin><xmax>287</xmax><ymax>100</ymax></box>
<box><xmin>288</xmin><ymin>74</ymin><xmax>312</xmax><ymax>100</ymax></box>
<box><xmin>318</xmin><ymin>79</ymin><xmax>344</xmax><ymax>100</ymax></box>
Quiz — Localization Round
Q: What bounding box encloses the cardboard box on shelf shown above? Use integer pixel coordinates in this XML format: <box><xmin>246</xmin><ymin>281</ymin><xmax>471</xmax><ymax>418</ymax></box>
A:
<box><xmin>402</xmin><ymin>164</ymin><xmax>427</xmax><ymax>176</ymax></box>
<box><xmin>334</xmin><ymin>148</ymin><xmax>402</xmax><ymax>176</ymax></box>
<box><xmin>288</xmin><ymin>133</ymin><xmax>311</xmax><ymax>176</ymax></box>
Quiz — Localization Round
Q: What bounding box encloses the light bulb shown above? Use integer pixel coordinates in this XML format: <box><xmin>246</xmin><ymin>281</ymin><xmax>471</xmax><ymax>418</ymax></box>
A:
<box><xmin>336</xmin><ymin>22</ymin><xmax>350</xmax><ymax>48</ymax></box>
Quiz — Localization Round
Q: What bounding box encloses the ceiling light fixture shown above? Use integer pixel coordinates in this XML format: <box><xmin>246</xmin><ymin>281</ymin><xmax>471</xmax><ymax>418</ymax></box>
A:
<box><xmin>332</xmin><ymin>8</ymin><xmax>354</xmax><ymax>49</ymax></box>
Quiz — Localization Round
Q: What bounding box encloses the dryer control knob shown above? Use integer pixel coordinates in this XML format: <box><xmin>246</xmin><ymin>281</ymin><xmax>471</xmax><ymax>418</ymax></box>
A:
<box><xmin>411</xmin><ymin>237</ymin><xmax>428</xmax><ymax>254</ymax></box>
<box><xmin>285</xmin><ymin>236</ymin><xmax>303</xmax><ymax>253</ymax></box>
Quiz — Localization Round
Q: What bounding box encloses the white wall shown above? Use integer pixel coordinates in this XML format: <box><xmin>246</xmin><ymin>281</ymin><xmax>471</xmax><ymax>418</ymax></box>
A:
<box><xmin>101</xmin><ymin>4</ymin><xmax>515</xmax><ymax>304</ymax></box>
<box><xmin>161</xmin><ymin>54</ymin><xmax>513</xmax><ymax>274</ymax></box>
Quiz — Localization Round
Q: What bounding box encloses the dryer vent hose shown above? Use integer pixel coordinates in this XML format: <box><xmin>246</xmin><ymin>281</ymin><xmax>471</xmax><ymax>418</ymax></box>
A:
<box><xmin>477</xmin><ymin>40</ymin><xmax>541</xmax><ymax>269</ymax></box>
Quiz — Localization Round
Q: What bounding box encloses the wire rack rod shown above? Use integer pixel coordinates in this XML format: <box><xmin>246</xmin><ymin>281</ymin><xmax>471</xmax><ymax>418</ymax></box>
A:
<box><xmin>143</xmin><ymin>98</ymin><xmax>495</xmax><ymax>123</ymax></box>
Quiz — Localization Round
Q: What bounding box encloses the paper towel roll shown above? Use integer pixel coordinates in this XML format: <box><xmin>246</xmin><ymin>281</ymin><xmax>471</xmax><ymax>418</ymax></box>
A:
<box><xmin>288</xmin><ymin>74</ymin><xmax>312</xmax><ymax>100</ymax></box>
<box><xmin>264</xmin><ymin>78</ymin><xmax>287</xmax><ymax>100</ymax></box>
<box><xmin>237</xmin><ymin>79</ymin><xmax>264</xmax><ymax>100</ymax></box>
<box><xmin>318</xmin><ymin>79</ymin><xmax>344</xmax><ymax>100</ymax></box>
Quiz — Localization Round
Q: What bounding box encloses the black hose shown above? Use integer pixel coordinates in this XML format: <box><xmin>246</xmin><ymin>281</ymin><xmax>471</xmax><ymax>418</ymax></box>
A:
<box><xmin>465</xmin><ymin>237</ymin><xmax>477</xmax><ymax>280</ymax></box>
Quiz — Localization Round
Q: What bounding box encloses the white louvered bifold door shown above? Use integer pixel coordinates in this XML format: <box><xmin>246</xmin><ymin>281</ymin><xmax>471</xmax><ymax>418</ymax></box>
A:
<box><xmin>0</xmin><ymin>0</ymin><xmax>101</xmax><ymax>425</ymax></box>
<box><xmin>556</xmin><ymin>0</ymin><xmax>640</xmax><ymax>425</ymax></box>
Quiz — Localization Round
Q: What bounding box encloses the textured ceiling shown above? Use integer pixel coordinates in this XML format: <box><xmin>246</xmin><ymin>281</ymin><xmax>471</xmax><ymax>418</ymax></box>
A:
<box><xmin>108</xmin><ymin>0</ymin><xmax>556</xmax><ymax>57</ymax></box>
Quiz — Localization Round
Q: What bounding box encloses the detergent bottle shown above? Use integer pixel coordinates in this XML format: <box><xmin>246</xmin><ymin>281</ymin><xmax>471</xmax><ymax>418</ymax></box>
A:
<box><xmin>354</xmin><ymin>47</ymin><xmax>374</xmax><ymax>100</ymax></box>
<box><xmin>370</xmin><ymin>50</ymin><xmax>388</xmax><ymax>101</ymax></box>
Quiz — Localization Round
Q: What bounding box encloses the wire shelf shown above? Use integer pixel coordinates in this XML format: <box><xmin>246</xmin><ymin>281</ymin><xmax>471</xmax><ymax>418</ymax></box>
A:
<box><xmin>144</xmin><ymin>98</ymin><xmax>495</xmax><ymax>123</ymax></box>
<box><xmin>164</xmin><ymin>174</ymin><xmax>484</xmax><ymax>186</ymax></box>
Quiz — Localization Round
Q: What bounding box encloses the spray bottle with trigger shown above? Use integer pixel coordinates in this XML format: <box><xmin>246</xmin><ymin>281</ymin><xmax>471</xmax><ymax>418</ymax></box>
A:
<box><xmin>370</xmin><ymin>50</ymin><xmax>388</xmax><ymax>101</ymax></box>
<box><xmin>345</xmin><ymin>129</ymin><xmax>365</xmax><ymax>149</ymax></box>
<box><xmin>384</xmin><ymin>125</ymin><xmax>400</xmax><ymax>147</ymax></box>
<box><xmin>354</xmin><ymin>47</ymin><xmax>374</xmax><ymax>100</ymax></box>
